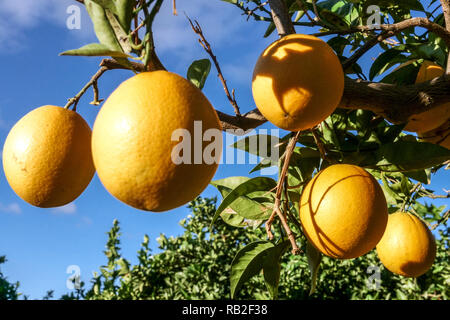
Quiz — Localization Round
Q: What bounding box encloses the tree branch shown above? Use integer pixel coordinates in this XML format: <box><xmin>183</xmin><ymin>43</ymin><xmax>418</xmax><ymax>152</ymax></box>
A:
<box><xmin>64</xmin><ymin>66</ymin><xmax>108</xmax><ymax>111</ymax></box>
<box><xmin>268</xmin><ymin>0</ymin><xmax>295</xmax><ymax>36</ymax></box>
<box><xmin>99</xmin><ymin>58</ymin><xmax>450</xmax><ymax>131</ymax></box>
<box><xmin>441</xmin><ymin>0</ymin><xmax>450</xmax><ymax>72</ymax></box>
<box><xmin>313</xmin><ymin>17</ymin><xmax>450</xmax><ymax>46</ymax></box>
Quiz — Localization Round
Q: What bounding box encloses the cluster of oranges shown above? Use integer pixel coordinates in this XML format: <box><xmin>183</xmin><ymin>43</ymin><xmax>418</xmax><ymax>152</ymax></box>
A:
<box><xmin>3</xmin><ymin>34</ymin><xmax>441</xmax><ymax>278</ymax></box>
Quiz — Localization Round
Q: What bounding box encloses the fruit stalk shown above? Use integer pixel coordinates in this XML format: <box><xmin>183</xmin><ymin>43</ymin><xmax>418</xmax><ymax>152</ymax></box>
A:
<box><xmin>265</xmin><ymin>131</ymin><xmax>302</xmax><ymax>254</ymax></box>
<box><xmin>64</xmin><ymin>66</ymin><xmax>108</xmax><ymax>111</ymax></box>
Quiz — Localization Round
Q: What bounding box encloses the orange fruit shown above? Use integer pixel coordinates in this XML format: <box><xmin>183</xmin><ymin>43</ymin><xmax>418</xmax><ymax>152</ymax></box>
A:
<box><xmin>299</xmin><ymin>164</ymin><xmax>388</xmax><ymax>259</ymax></box>
<box><xmin>376</xmin><ymin>211</ymin><xmax>436</xmax><ymax>277</ymax></box>
<box><xmin>91</xmin><ymin>71</ymin><xmax>222</xmax><ymax>212</ymax></box>
<box><xmin>252</xmin><ymin>33</ymin><xmax>344</xmax><ymax>131</ymax></box>
<box><xmin>418</xmin><ymin>119</ymin><xmax>450</xmax><ymax>149</ymax></box>
<box><xmin>404</xmin><ymin>61</ymin><xmax>450</xmax><ymax>133</ymax></box>
<box><xmin>2</xmin><ymin>105</ymin><xmax>95</xmax><ymax>207</ymax></box>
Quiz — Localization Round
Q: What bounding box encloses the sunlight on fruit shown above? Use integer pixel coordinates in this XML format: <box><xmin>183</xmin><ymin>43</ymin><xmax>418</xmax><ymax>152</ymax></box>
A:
<box><xmin>376</xmin><ymin>211</ymin><xmax>436</xmax><ymax>278</ymax></box>
<box><xmin>91</xmin><ymin>71</ymin><xmax>223</xmax><ymax>212</ymax></box>
<box><xmin>299</xmin><ymin>164</ymin><xmax>388</xmax><ymax>259</ymax></box>
<box><xmin>252</xmin><ymin>33</ymin><xmax>344</xmax><ymax>131</ymax></box>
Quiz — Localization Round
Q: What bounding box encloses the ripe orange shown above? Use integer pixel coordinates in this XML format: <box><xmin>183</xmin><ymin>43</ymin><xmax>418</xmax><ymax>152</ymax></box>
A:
<box><xmin>404</xmin><ymin>61</ymin><xmax>450</xmax><ymax>133</ymax></box>
<box><xmin>299</xmin><ymin>164</ymin><xmax>388</xmax><ymax>259</ymax></box>
<box><xmin>376</xmin><ymin>211</ymin><xmax>436</xmax><ymax>277</ymax></box>
<box><xmin>2</xmin><ymin>105</ymin><xmax>95</xmax><ymax>207</ymax></box>
<box><xmin>91</xmin><ymin>71</ymin><xmax>222</xmax><ymax>212</ymax></box>
<box><xmin>252</xmin><ymin>33</ymin><xmax>344</xmax><ymax>131</ymax></box>
<box><xmin>418</xmin><ymin>119</ymin><xmax>450</xmax><ymax>150</ymax></box>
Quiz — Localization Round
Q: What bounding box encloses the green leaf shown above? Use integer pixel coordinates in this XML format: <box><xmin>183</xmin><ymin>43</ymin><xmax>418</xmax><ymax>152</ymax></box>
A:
<box><xmin>380</xmin><ymin>173</ymin><xmax>402</xmax><ymax>205</ymax></box>
<box><xmin>60</xmin><ymin>43</ymin><xmax>132</xmax><ymax>57</ymax></box>
<box><xmin>306</xmin><ymin>241</ymin><xmax>322</xmax><ymax>295</ymax></box>
<box><xmin>369</xmin><ymin>49</ymin><xmax>403</xmax><ymax>80</ymax></box>
<box><xmin>210</xmin><ymin>177</ymin><xmax>277</xmax><ymax>228</ymax></box>
<box><xmin>289</xmin><ymin>147</ymin><xmax>321</xmax><ymax>182</ymax></box>
<box><xmin>220</xmin><ymin>208</ymin><xmax>246</xmax><ymax>228</ymax></box>
<box><xmin>404</xmin><ymin>170</ymin><xmax>430</xmax><ymax>184</ymax></box>
<box><xmin>327</xmin><ymin>36</ymin><xmax>350</xmax><ymax>56</ymax></box>
<box><xmin>377</xmin><ymin>124</ymin><xmax>405</xmax><ymax>144</ymax></box>
<box><xmin>319</xmin><ymin>9</ymin><xmax>350</xmax><ymax>29</ymax></box>
<box><xmin>211</xmin><ymin>177</ymin><xmax>274</xmax><ymax>220</ymax></box>
<box><xmin>381</xmin><ymin>62</ymin><xmax>420</xmax><ymax>85</ymax></box>
<box><xmin>322</xmin><ymin>117</ymin><xmax>341</xmax><ymax>148</ymax></box>
<box><xmin>85</xmin><ymin>0</ymin><xmax>122</xmax><ymax>51</ymax></box>
<box><xmin>230</xmin><ymin>241</ymin><xmax>275</xmax><ymax>299</ymax></box>
<box><xmin>262</xmin><ymin>240</ymin><xmax>290</xmax><ymax>300</ymax></box>
<box><xmin>187</xmin><ymin>59</ymin><xmax>212</xmax><ymax>90</ymax></box>
<box><xmin>105</xmin><ymin>9</ymin><xmax>132</xmax><ymax>53</ymax></box>
<box><xmin>376</xmin><ymin>141</ymin><xmax>450</xmax><ymax>172</ymax></box>
<box><xmin>232</xmin><ymin>134</ymin><xmax>283</xmax><ymax>161</ymax></box>
<box><xmin>249</xmin><ymin>158</ymin><xmax>274</xmax><ymax>174</ymax></box>
<box><xmin>113</xmin><ymin>0</ymin><xmax>134</xmax><ymax>33</ymax></box>
<box><xmin>89</xmin><ymin>0</ymin><xmax>118</xmax><ymax>14</ymax></box>
<box><xmin>264</xmin><ymin>22</ymin><xmax>276</xmax><ymax>38</ymax></box>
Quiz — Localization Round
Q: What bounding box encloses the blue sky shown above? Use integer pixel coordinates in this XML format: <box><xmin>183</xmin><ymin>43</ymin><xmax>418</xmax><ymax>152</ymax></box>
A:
<box><xmin>0</xmin><ymin>0</ymin><xmax>448</xmax><ymax>299</ymax></box>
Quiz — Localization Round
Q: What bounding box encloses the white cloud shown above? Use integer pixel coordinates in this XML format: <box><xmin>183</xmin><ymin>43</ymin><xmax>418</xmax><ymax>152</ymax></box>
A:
<box><xmin>76</xmin><ymin>215</ymin><xmax>93</xmax><ymax>227</ymax></box>
<box><xmin>0</xmin><ymin>0</ymin><xmax>246</xmax><ymax>54</ymax></box>
<box><xmin>0</xmin><ymin>202</ymin><xmax>22</xmax><ymax>215</ymax></box>
<box><xmin>51</xmin><ymin>202</ymin><xmax>77</xmax><ymax>215</ymax></box>
<box><xmin>0</xmin><ymin>0</ymin><xmax>94</xmax><ymax>52</ymax></box>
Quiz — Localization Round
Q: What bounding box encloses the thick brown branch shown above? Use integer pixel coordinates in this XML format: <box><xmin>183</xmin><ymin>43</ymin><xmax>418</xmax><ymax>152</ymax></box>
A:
<box><xmin>314</xmin><ymin>17</ymin><xmax>450</xmax><ymax>47</ymax></box>
<box><xmin>216</xmin><ymin>109</ymin><xmax>266</xmax><ymax>133</ymax></box>
<box><xmin>340</xmin><ymin>76</ymin><xmax>450</xmax><ymax>123</ymax></box>
<box><xmin>98</xmin><ymin>58</ymin><xmax>450</xmax><ymax>130</ymax></box>
<box><xmin>268</xmin><ymin>0</ymin><xmax>295</xmax><ymax>36</ymax></box>
<box><xmin>441</xmin><ymin>0</ymin><xmax>450</xmax><ymax>72</ymax></box>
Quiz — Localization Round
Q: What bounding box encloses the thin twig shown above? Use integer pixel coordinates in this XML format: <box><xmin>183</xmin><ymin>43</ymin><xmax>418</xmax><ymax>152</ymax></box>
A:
<box><xmin>311</xmin><ymin>0</ymin><xmax>320</xmax><ymax>21</ymax></box>
<box><xmin>419</xmin><ymin>189</ymin><xmax>450</xmax><ymax>199</ymax></box>
<box><xmin>265</xmin><ymin>131</ymin><xmax>302</xmax><ymax>254</ymax></box>
<box><xmin>90</xmin><ymin>80</ymin><xmax>103</xmax><ymax>106</ymax></box>
<box><xmin>173</xmin><ymin>0</ymin><xmax>177</xmax><ymax>15</ymax></box>
<box><xmin>295</xmin><ymin>0</ymin><xmax>316</xmax><ymax>24</ymax></box>
<box><xmin>342</xmin><ymin>31</ymin><xmax>391</xmax><ymax>70</ymax></box>
<box><xmin>311</xmin><ymin>127</ymin><xmax>328</xmax><ymax>163</ymax></box>
<box><xmin>187</xmin><ymin>17</ymin><xmax>241</xmax><ymax>116</ymax></box>
<box><xmin>246</xmin><ymin>1</ymin><xmax>269</xmax><ymax>21</ymax></box>
<box><xmin>431</xmin><ymin>210</ymin><xmax>450</xmax><ymax>230</ymax></box>
<box><xmin>64</xmin><ymin>66</ymin><xmax>108</xmax><ymax>111</ymax></box>
<box><xmin>283</xmin><ymin>179</ymin><xmax>304</xmax><ymax>235</ymax></box>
